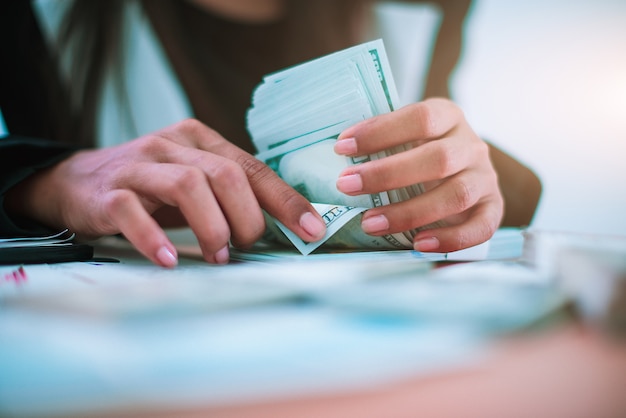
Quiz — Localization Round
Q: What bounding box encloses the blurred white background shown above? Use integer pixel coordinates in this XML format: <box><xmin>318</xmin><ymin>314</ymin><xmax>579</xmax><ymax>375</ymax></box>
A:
<box><xmin>380</xmin><ymin>0</ymin><xmax>626</xmax><ymax>236</ymax></box>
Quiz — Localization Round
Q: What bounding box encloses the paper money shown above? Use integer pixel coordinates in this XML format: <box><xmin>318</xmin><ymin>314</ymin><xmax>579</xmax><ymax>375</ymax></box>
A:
<box><xmin>247</xmin><ymin>39</ymin><xmax>439</xmax><ymax>254</ymax></box>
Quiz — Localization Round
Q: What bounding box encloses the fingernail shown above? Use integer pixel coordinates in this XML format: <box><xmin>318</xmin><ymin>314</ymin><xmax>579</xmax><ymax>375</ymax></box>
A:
<box><xmin>300</xmin><ymin>212</ymin><xmax>326</xmax><ymax>241</ymax></box>
<box><xmin>361</xmin><ymin>214</ymin><xmax>389</xmax><ymax>234</ymax></box>
<box><xmin>215</xmin><ymin>245</ymin><xmax>230</xmax><ymax>264</ymax></box>
<box><xmin>336</xmin><ymin>173</ymin><xmax>363</xmax><ymax>193</ymax></box>
<box><xmin>339</xmin><ymin>124</ymin><xmax>359</xmax><ymax>140</ymax></box>
<box><xmin>334</xmin><ymin>137</ymin><xmax>357</xmax><ymax>155</ymax></box>
<box><xmin>414</xmin><ymin>237</ymin><xmax>440</xmax><ymax>252</ymax></box>
<box><xmin>157</xmin><ymin>246</ymin><xmax>178</xmax><ymax>267</ymax></box>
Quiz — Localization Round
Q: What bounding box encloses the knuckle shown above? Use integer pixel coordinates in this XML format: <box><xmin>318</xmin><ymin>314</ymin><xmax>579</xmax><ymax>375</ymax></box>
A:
<box><xmin>473</xmin><ymin>137</ymin><xmax>490</xmax><ymax>159</ymax></box>
<box><xmin>176</xmin><ymin>118</ymin><xmax>225</xmax><ymax>145</ymax></box>
<box><xmin>448</xmin><ymin>178</ymin><xmax>475</xmax><ymax>213</ymax></box>
<box><xmin>176</xmin><ymin>118</ymin><xmax>207</xmax><ymax>136</ymax></box>
<box><xmin>102</xmin><ymin>189</ymin><xmax>133</xmax><ymax>220</ymax></box>
<box><xmin>432</xmin><ymin>97</ymin><xmax>462</xmax><ymax>117</ymax></box>
<box><xmin>410</xmin><ymin>102</ymin><xmax>438</xmax><ymax>138</ymax></box>
<box><xmin>487</xmin><ymin>198</ymin><xmax>504</xmax><ymax>232</ymax></box>
<box><xmin>476</xmin><ymin>137</ymin><xmax>489</xmax><ymax>152</ymax></box>
<box><xmin>483</xmin><ymin>216</ymin><xmax>499</xmax><ymax>238</ymax></box>
<box><xmin>170</xmin><ymin>166</ymin><xmax>206</xmax><ymax>195</ymax></box>
<box><xmin>209</xmin><ymin>159</ymin><xmax>247</xmax><ymax>187</ymax></box>
<box><xmin>448</xmin><ymin>100</ymin><xmax>464</xmax><ymax>120</ymax></box>
<box><xmin>431</xmin><ymin>142</ymin><xmax>457</xmax><ymax>178</ymax></box>
<box><xmin>235</xmin><ymin>154</ymin><xmax>275</xmax><ymax>186</ymax></box>
<box><xmin>166</xmin><ymin>118</ymin><xmax>228</xmax><ymax>150</ymax></box>
<box><xmin>134</xmin><ymin>135</ymin><xmax>171</xmax><ymax>157</ymax></box>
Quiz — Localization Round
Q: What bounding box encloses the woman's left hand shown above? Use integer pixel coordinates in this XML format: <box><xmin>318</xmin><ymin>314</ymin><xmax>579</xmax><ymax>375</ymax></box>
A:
<box><xmin>334</xmin><ymin>98</ymin><xmax>503</xmax><ymax>253</ymax></box>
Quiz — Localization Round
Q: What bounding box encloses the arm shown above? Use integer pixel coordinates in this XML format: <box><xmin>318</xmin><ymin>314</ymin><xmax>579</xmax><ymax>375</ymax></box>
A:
<box><xmin>0</xmin><ymin>136</ymin><xmax>79</xmax><ymax>237</ymax></box>
<box><xmin>3</xmin><ymin>120</ymin><xmax>327</xmax><ymax>267</ymax></box>
<box><xmin>424</xmin><ymin>0</ymin><xmax>542</xmax><ymax>226</ymax></box>
<box><xmin>487</xmin><ymin>142</ymin><xmax>542</xmax><ymax>227</ymax></box>
<box><xmin>379</xmin><ymin>0</ymin><xmax>541</xmax><ymax>237</ymax></box>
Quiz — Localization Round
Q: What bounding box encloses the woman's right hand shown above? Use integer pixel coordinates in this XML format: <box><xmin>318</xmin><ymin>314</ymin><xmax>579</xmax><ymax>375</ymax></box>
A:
<box><xmin>5</xmin><ymin>119</ymin><xmax>326</xmax><ymax>267</ymax></box>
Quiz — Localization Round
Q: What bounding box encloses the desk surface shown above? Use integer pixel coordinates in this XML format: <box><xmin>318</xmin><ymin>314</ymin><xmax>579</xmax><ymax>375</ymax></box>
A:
<box><xmin>1</xmin><ymin>230</ymin><xmax>625</xmax><ymax>418</ymax></box>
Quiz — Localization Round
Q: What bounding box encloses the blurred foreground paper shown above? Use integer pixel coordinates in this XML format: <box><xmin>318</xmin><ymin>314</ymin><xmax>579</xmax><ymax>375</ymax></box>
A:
<box><xmin>0</xmin><ymin>230</ymin><xmax>562</xmax><ymax>418</ymax></box>
<box><xmin>0</xmin><ymin>235</ymin><xmax>435</xmax><ymax>317</ymax></box>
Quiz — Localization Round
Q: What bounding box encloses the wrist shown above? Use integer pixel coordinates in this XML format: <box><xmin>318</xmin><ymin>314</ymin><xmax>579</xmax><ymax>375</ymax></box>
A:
<box><xmin>4</xmin><ymin>163</ymin><xmax>65</xmax><ymax>231</ymax></box>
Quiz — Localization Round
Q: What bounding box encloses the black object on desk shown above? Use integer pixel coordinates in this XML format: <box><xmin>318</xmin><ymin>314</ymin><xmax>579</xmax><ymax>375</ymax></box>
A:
<box><xmin>0</xmin><ymin>242</ymin><xmax>94</xmax><ymax>265</ymax></box>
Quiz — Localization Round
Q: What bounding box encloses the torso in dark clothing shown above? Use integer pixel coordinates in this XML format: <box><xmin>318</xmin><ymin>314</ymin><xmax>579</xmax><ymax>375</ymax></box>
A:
<box><xmin>142</xmin><ymin>0</ymin><xmax>373</xmax><ymax>153</ymax></box>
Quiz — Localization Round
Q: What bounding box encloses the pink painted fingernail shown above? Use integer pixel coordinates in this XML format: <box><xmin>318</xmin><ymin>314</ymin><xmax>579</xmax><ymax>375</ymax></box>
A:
<box><xmin>157</xmin><ymin>246</ymin><xmax>178</xmax><ymax>267</ymax></box>
<box><xmin>414</xmin><ymin>237</ymin><xmax>440</xmax><ymax>252</ymax></box>
<box><xmin>361</xmin><ymin>214</ymin><xmax>389</xmax><ymax>234</ymax></box>
<box><xmin>336</xmin><ymin>173</ymin><xmax>363</xmax><ymax>194</ymax></box>
<box><xmin>300</xmin><ymin>212</ymin><xmax>326</xmax><ymax>241</ymax></box>
<box><xmin>215</xmin><ymin>245</ymin><xmax>230</xmax><ymax>264</ymax></box>
<box><xmin>334</xmin><ymin>137</ymin><xmax>357</xmax><ymax>155</ymax></box>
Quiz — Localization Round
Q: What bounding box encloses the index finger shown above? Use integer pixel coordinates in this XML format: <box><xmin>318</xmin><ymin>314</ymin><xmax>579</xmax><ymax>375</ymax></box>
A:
<box><xmin>335</xmin><ymin>98</ymin><xmax>463</xmax><ymax>156</ymax></box>
<box><xmin>162</xmin><ymin>119</ymin><xmax>327</xmax><ymax>243</ymax></box>
<box><xmin>229</xmin><ymin>153</ymin><xmax>327</xmax><ymax>243</ymax></box>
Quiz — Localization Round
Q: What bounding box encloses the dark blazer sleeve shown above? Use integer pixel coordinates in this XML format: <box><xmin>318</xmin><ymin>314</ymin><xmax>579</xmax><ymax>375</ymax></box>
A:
<box><xmin>0</xmin><ymin>2</ymin><xmax>83</xmax><ymax>237</ymax></box>
<box><xmin>0</xmin><ymin>1</ymin><xmax>76</xmax><ymax>142</ymax></box>
<box><xmin>0</xmin><ymin>136</ymin><xmax>78</xmax><ymax>237</ymax></box>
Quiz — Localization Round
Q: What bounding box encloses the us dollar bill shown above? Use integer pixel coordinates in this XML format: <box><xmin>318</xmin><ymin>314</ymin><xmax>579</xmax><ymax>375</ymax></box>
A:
<box><xmin>247</xmin><ymin>39</ymin><xmax>436</xmax><ymax>254</ymax></box>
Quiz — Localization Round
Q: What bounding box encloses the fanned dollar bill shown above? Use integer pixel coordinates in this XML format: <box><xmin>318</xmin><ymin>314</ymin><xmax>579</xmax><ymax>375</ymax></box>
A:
<box><xmin>247</xmin><ymin>39</ymin><xmax>439</xmax><ymax>254</ymax></box>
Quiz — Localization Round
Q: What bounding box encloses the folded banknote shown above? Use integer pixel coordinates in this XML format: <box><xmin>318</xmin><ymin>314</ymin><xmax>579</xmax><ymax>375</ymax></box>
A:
<box><xmin>247</xmin><ymin>39</ymin><xmax>441</xmax><ymax>255</ymax></box>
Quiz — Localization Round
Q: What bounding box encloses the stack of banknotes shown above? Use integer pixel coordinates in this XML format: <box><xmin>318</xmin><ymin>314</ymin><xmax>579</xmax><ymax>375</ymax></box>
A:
<box><xmin>247</xmin><ymin>39</ymin><xmax>440</xmax><ymax>254</ymax></box>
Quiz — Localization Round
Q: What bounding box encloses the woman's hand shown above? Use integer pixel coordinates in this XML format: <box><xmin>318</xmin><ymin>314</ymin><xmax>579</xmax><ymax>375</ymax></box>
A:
<box><xmin>7</xmin><ymin>119</ymin><xmax>326</xmax><ymax>266</ymax></box>
<box><xmin>334</xmin><ymin>98</ymin><xmax>503</xmax><ymax>253</ymax></box>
